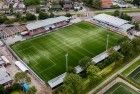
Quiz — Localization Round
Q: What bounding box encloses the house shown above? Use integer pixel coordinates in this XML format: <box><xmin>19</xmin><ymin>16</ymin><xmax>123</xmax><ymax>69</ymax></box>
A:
<box><xmin>101</xmin><ymin>0</ymin><xmax>113</xmax><ymax>8</ymax></box>
<box><xmin>0</xmin><ymin>67</ymin><xmax>12</xmax><ymax>86</ymax></box>
<box><xmin>63</xmin><ymin>0</ymin><xmax>73</xmax><ymax>10</ymax></box>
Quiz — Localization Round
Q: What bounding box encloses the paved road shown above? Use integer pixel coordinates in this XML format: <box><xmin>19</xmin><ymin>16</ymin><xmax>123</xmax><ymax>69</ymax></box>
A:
<box><xmin>53</xmin><ymin>8</ymin><xmax>140</xmax><ymax>16</ymax></box>
<box><xmin>88</xmin><ymin>55</ymin><xmax>140</xmax><ymax>94</ymax></box>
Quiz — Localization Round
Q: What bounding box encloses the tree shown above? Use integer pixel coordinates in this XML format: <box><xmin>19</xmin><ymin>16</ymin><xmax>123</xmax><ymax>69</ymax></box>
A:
<box><xmin>38</xmin><ymin>11</ymin><xmax>49</xmax><ymax>20</ymax></box>
<box><xmin>92</xmin><ymin>0</ymin><xmax>101</xmax><ymax>9</ymax></box>
<box><xmin>26</xmin><ymin>13</ymin><xmax>36</xmax><ymax>21</ymax></box>
<box><xmin>0</xmin><ymin>85</ymin><xmax>4</xmax><ymax>94</ymax></box>
<box><xmin>82</xmin><ymin>0</ymin><xmax>101</xmax><ymax>9</ymax></box>
<box><xmin>79</xmin><ymin>56</ymin><xmax>91</xmax><ymax>69</ymax></box>
<box><xmin>108</xmin><ymin>49</ymin><xmax>124</xmax><ymax>67</ymax></box>
<box><xmin>14</xmin><ymin>12</ymin><xmax>22</xmax><ymax>19</ymax></box>
<box><xmin>86</xmin><ymin>65</ymin><xmax>102</xmax><ymax>85</ymax></box>
<box><xmin>120</xmin><ymin>41</ymin><xmax>134</xmax><ymax>61</ymax></box>
<box><xmin>63</xmin><ymin>73</ymin><xmax>84</xmax><ymax>94</ymax></box>
<box><xmin>121</xmin><ymin>13</ymin><xmax>132</xmax><ymax>21</ymax></box>
<box><xmin>36</xmin><ymin>6</ymin><xmax>41</xmax><ymax>13</ymax></box>
<box><xmin>0</xmin><ymin>15</ymin><xmax>8</xmax><ymax>24</ymax></box>
<box><xmin>133</xmin><ymin>0</ymin><xmax>140</xmax><ymax>6</ymax></box>
<box><xmin>14</xmin><ymin>72</ymin><xmax>31</xmax><ymax>83</ymax></box>
<box><xmin>27</xmin><ymin>86</ymin><xmax>37</xmax><ymax>94</ymax></box>
<box><xmin>134</xmin><ymin>22</ymin><xmax>140</xmax><ymax>30</ymax></box>
<box><xmin>82</xmin><ymin>0</ymin><xmax>93</xmax><ymax>7</ymax></box>
<box><xmin>9</xmin><ymin>3</ymin><xmax>14</xmax><ymax>14</ymax></box>
<box><xmin>132</xmin><ymin>37</ymin><xmax>140</xmax><ymax>53</ymax></box>
<box><xmin>113</xmin><ymin>10</ymin><xmax>120</xmax><ymax>17</ymax></box>
<box><xmin>49</xmin><ymin>12</ymin><xmax>55</xmax><ymax>18</ymax></box>
<box><xmin>65</xmin><ymin>13</ymin><xmax>72</xmax><ymax>17</ymax></box>
<box><xmin>24</xmin><ymin>0</ymin><xmax>40</xmax><ymax>6</ymax></box>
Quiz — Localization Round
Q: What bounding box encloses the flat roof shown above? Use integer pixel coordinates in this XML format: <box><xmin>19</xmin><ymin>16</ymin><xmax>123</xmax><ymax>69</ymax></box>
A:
<box><xmin>0</xmin><ymin>67</ymin><xmax>12</xmax><ymax>85</ymax></box>
<box><xmin>1</xmin><ymin>56</ymin><xmax>10</xmax><ymax>64</ymax></box>
<box><xmin>48</xmin><ymin>73</ymin><xmax>66</xmax><ymax>88</ymax></box>
<box><xmin>120</xmin><ymin>24</ymin><xmax>134</xmax><ymax>31</ymax></box>
<box><xmin>15</xmin><ymin>61</ymin><xmax>28</xmax><ymax>72</ymax></box>
<box><xmin>26</xmin><ymin>16</ymin><xmax>69</xmax><ymax>31</ymax></box>
<box><xmin>92</xmin><ymin>46</ymin><xmax>120</xmax><ymax>63</ymax></box>
<box><xmin>93</xmin><ymin>14</ymin><xmax>129</xmax><ymax>27</ymax></box>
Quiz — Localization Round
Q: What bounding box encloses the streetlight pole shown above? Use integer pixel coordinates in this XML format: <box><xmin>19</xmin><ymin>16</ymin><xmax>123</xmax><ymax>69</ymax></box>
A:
<box><xmin>65</xmin><ymin>53</ymin><xmax>68</xmax><ymax>72</ymax></box>
<box><xmin>106</xmin><ymin>34</ymin><xmax>109</xmax><ymax>51</ymax></box>
<box><xmin>119</xmin><ymin>6</ymin><xmax>122</xmax><ymax>17</ymax></box>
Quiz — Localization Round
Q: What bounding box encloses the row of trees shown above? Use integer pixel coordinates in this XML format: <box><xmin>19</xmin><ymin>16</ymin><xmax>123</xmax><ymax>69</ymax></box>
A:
<box><xmin>113</xmin><ymin>10</ymin><xmax>132</xmax><ymax>21</ymax></box>
<box><xmin>132</xmin><ymin>0</ymin><xmax>140</xmax><ymax>6</ymax></box>
<box><xmin>23</xmin><ymin>0</ymin><xmax>40</xmax><ymax>6</ymax></box>
<box><xmin>0</xmin><ymin>11</ymin><xmax>72</xmax><ymax>24</ymax></box>
<box><xmin>82</xmin><ymin>0</ymin><xmax>101</xmax><ymax>9</ymax></box>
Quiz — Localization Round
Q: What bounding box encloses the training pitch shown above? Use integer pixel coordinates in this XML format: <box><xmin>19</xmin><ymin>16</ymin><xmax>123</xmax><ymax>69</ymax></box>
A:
<box><xmin>128</xmin><ymin>66</ymin><xmax>140</xmax><ymax>84</ymax></box>
<box><xmin>104</xmin><ymin>82</ymin><xmax>139</xmax><ymax>94</ymax></box>
<box><xmin>11</xmin><ymin>22</ymin><xmax>123</xmax><ymax>82</ymax></box>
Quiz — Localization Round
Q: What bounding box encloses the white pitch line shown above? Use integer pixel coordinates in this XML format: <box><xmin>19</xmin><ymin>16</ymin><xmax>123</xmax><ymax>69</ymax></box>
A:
<box><xmin>111</xmin><ymin>85</ymin><xmax>122</xmax><ymax>94</ymax></box>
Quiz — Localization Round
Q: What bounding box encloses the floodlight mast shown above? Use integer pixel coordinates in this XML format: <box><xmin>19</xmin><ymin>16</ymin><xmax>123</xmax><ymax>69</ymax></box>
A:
<box><xmin>65</xmin><ymin>53</ymin><xmax>68</xmax><ymax>72</ymax></box>
<box><xmin>106</xmin><ymin>34</ymin><xmax>109</xmax><ymax>51</ymax></box>
<box><xmin>119</xmin><ymin>2</ymin><xmax>123</xmax><ymax>17</ymax></box>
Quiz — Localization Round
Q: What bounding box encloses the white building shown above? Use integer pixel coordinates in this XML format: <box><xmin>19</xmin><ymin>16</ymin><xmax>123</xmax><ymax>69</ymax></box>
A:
<box><xmin>92</xmin><ymin>14</ymin><xmax>134</xmax><ymax>32</ymax></box>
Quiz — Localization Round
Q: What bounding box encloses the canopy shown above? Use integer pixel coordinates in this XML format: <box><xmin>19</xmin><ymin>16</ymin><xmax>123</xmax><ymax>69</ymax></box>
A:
<box><xmin>15</xmin><ymin>61</ymin><xmax>28</xmax><ymax>72</ymax></box>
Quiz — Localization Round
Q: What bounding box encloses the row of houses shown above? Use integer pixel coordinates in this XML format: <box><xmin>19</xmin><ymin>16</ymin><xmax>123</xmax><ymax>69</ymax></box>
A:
<box><xmin>0</xmin><ymin>0</ymin><xmax>25</xmax><ymax>12</ymax></box>
<box><xmin>0</xmin><ymin>25</ymin><xmax>27</xmax><ymax>38</ymax></box>
<box><xmin>100</xmin><ymin>0</ymin><xmax>130</xmax><ymax>9</ymax></box>
<box><xmin>0</xmin><ymin>55</ymin><xmax>12</xmax><ymax>87</ymax></box>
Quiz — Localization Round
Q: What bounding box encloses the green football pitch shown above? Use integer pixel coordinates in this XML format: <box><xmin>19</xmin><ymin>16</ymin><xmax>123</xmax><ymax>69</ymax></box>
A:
<box><xmin>104</xmin><ymin>82</ymin><xmax>139</xmax><ymax>94</ymax></box>
<box><xmin>11</xmin><ymin>21</ymin><xmax>123</xmax><ymax>82</ymax></box>
<box><xmin>128</xmin><ymin>66</ymin><xmax>140</xmax><ymax>84</ymax></box>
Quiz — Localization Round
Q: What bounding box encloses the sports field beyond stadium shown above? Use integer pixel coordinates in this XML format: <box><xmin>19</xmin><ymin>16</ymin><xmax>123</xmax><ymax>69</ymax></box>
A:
<box><xmin>128</xmin><ymin>66</ymin><xmax>140</xmax><ymax>84</ymax></box>
<box><xmin>104</xmin><ymin>82</ymin><xmax>139</xmax><ymax>94</ymax></box>
<box><xmin>11</xmin><ymin>21</ymin><xmax>123</xmax><ymax>82</ymax></box>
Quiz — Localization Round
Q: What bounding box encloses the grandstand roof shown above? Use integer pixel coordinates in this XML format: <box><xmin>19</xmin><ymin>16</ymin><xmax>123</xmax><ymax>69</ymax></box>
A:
<box><xmin>26</xmin><ymin>16</ymin><xmax>69</xmax><ymax>31</ymax></box>
<box><xmin>48</xmin><ymin>72</ymin><xmax>66</xmax><ymax>88</ymax></box>
<box><xmin>93</xmin><ymin>14</ymin><xmax>129</xmax><ymax>27</ymax></box>
<box><xmin>92</xmin><ymin>46</ymin><xmax>120</xmax><ymax>63</ymax></box>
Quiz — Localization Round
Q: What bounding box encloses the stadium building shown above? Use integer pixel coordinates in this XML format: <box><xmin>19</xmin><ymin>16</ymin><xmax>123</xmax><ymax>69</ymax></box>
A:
<box><xmin>26</xmin><ymin>16</ymin><xmax>70</xmax><ymax>35</ymax></box>
<box><xmin>92</xmin><ymin>14</ymin><xmax>134</xmax><ymax>33</ymax></box>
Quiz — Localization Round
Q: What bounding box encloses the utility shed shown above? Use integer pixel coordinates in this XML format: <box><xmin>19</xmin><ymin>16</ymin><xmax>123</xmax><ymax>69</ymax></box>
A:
<box><xmin>1</xmin><ymin>56</ymin><xmax>10</xmax><ymax>64</ymax></box>
<box><xmin>15</xmin><ymin>61</ymin><xmax>28</xmax><ymax>72</ymax></box>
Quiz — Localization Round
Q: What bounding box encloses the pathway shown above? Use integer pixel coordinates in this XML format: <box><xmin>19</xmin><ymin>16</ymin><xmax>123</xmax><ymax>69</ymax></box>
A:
<box><xmin>97</xmin><ymin>77</ymin><xmax>140</xmax><ymax>94</ymax></box>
